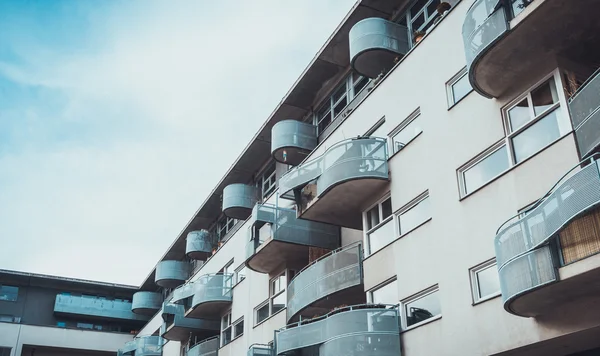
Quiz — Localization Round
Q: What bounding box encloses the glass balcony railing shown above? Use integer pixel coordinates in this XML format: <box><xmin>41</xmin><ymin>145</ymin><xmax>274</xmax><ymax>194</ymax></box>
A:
<box><xmin>222</xmin><ymin>183</ymin><xmax>260</xmax><ymax>220</ymax></box>
<box><xmin>287</xmin><ymin>243</ymin><xmax>363</xmax><ymax>322</ymax></box>
<box><xmin>271</xmin><ymin>120</ymin><xmax>318</xmax><ymax>166</ymax></box>
<box><xmin>187</xmin><ymin>336</ymin><xmax>219</xmax><ymax>356</ymax></box>
<box><xmin>495</xmin><ymin>155</ymin><xmax>600</xmax><ymax>316</ymax></box>
<box><xmin>248</xmin><ymin>344</ymin><xmax>273</xmax><ymax>356</ymax></box>
<box><xmin>569</xmin><ymin>69</ymin><xmax>600</xmax><ymax>159</ymax></box>
<box><xmin>131</xmin><ymin>292</ymin><xmax>162</xmax><ymax>315</ymax></box>
<box><xmin>54</xmin><ymin>294</ymin><xmax>149</xmax><ymax>322</ymax></box>
<box><xmin>279</xmin><ymin>137</ymin><xmax>388</xmax><ymax>228</ymax></box>
<box><xmin>245</xmin><ymin>203</ymin><xmax>340</xmax><ymax>273</ymax></box>
<box><xmin>276</xmin><ymin>304</ymin><xmax>400</xmax><ymax>356</ymax></box>
<box><xmin>155</xmin><ymin>260</ymin><xmax>190</xmax><ymax>288</ymax></box>
<box><xmin>349</xmin><ymin>17</ymin><xmax>410</xmax><ymax>79</ymax></box>
<box><xmin>117</xmin><ymin>336</ymin><xmax>162</xmax><ymax>356</ymax></box>
<box><xmin>186</xmin><ymin>230</ymin><xmax>217</xmax><ymax>261</ymax></box>
<box><xmin>161</xmin><ymin>302</ymin><xmax>219</xmax><ymax>341</ymax></box>
<box><xmin>172</xmin><ymin>273</ymin><xmax>233</xmax><ymax>319</ymax></box>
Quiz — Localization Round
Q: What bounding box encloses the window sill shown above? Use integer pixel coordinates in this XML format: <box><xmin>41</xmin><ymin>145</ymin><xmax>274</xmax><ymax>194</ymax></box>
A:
<box><xmin>459</xmin><ymin>132</ymin><xmax>574</xmax><ymax>202</ymax></box>
<box><xmin>253</xmin><ymin>307</ymin><xmax>286</xmax><ymax>329</ymax></box>
<box><xmin>365</xmin><ymin>218</ymin><xmax>432</xmax><ymax>260</ymax></box>
<box><xmin>401</xmin><ymin>315</ymin><xmax>442</xmax><ymax>333</ymax></box>
<box><xmin>472</xmin><ymin>292</ymin><xmax>501</xmax><ymax>306</ymax></box>
<box><xmin>232</xmin><ymin>278</ymin><xmax>246</xmax><ymax>289</ymax></box>
<box><xmin>387</xmin><ymin>132</ymin><xmax>423</xmax><ymax>162</ymax></box>
<box><xmin>447</xmin><ymin>88</ymin><xmax>475</xmax><ymax>111</ymax></box>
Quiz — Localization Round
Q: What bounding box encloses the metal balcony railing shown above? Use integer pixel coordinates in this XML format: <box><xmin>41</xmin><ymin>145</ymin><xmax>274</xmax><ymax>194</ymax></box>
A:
<box><xmin>54</xmin><ymin>294</ymin><xmax>148</xmax><ymax>321</ymax></box>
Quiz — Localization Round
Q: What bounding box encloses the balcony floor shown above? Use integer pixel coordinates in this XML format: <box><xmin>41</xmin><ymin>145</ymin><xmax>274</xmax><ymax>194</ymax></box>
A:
<box><xmin>185</xmin><ymin>300</ymin><xmax>231</xmax><ymax>319</ymax></box>
<box><xmin>472</xmin><ymin>0</ymin><xmax>600</xmax><ymax>98</ymax></box>
<box><xmin>247</xmin><ymin>240</ymin><xmax>310</xmax><ymax>274</ymax></box>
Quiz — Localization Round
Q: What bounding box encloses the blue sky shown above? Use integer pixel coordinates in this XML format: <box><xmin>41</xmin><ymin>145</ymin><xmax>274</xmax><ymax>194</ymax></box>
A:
<box><xmin>0</xmin><ymin>0</ymin><xmax>355</xmax><ymax>285</ymax></box>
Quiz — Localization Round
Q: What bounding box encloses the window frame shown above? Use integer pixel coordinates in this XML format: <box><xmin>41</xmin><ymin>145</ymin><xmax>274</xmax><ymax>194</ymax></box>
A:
<box><xmin>502</xmin><ymin>70</ymin><xmax>570</xmax><ymax>165</ymax></box>
<box><xmin>396</xmin><ymin>191</ymin><xmax>431</xmax><ymax>237</ymax></box>
<box><xmin>256</xmin><ymin>162</ymin><xmax>277</xmax><ymax>200</ymax></box>
<box><xmin>397</xmin><ymin>0</ymin><xmax>443</xmax><ymax>46</ymax></box>
<box><xmin>457</xmin><ymin>140</ymin><xmax>509</xmax><ymax>197</ymax></box>
<box><xmin>254</xmin><ymin>270</ymin><xmax>292</xmax><ymax>325</ymax></box>
<box><xmin>233</xmin><ymin>264</ymin><xmax>246</xmax><ymax>286</ymax></box>
<box><xmin>368</xmin><ymin>278</ymin><xmax>399</xmax><ymax>305</ymax></box>
<box><xmin>313</xmin><ymin>72</ymin><xmax>370</xmax><ymax>136</ymax></box>
<box><xmin>446</xmin><ymin>67</ymin><xmax>473</xmax><ymax>108</ymax></box>
<box><xmin>0</xmin><ymin>285</ymin><xmax>19</xmax><ymax>302</ymax></box>
<box><xmin>388</xmin><ymin>107</ymin><xmax>422</xmax><ymax>155</ymax></box>
<box><xmin>363</xmin><ymin>194</ymin><xmax>394</xmax><ymax>256</ymax></box>
<box><xmin>254</xmin><ymin>300</ymin><xmax>270</xmax><ymax>325</ymax></box>
<box><xmin>470</xmin><ymin>258</ymin><xmax>501</xmax><ymax>304</ymax></box>
<box><xmin>232</xmin><ymin>317</ymin><xmax>244</xmax><ymax>339</ymax></box>
<box><xmin>401</xmin><ymin>285</ymin><xmax>441</xmax><ymax>330</ymax></box>
<box><xmin>221</xmin><ymin>311</ymin><xmax>232</xmax><ymax>346</ymax></box>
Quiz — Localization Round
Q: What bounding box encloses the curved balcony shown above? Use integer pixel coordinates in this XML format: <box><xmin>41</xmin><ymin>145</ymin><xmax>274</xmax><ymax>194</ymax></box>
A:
<box><xmin>276</xmin><ymin>305</ymin><xmax>400</xmax><ymax>356</ymax></box>
<box><xmin>54</xmin><ymin>294</ymin><xmax>149</xmax><ymax>322</ymax></box>
<box><xmin>286</xmin><ymin>243</ymin><xmax>364</xmax><ymax>322</ymax></box>
<box><xmin>245</xmin><ymin>203</ymin><xmax>340</xmax><ymax>274</ymax></box>
<box><xmin>222</xmin><ymin>184</ymin><xmax>260</xmax><ymax>220</ymax></box>
<box><xmin>155</xmin><ymin>260</ymin><xmax>190</xmax><ymax>288</ymax></box>
<box><xmin>161</xmin><ymin>302</ymin><xmax>219</xmax><ymax>341</ymax></box>
<box><xmin>462</xmin><ymin>0</ymin><xmax>600</xmax><ymax>98</ymax></box>
<box><xmin>172</xmin><ymin>273</ymin><xmax>233</xmax><ymax>319</ymax></box>
<box><xmin>349</xmin><ymin>17</ymin><xmax>410</xmax><ymax>79</ymax></box>
<box><xmin>132</xmin><ymin>292</ymin><xmax>162</xmax><ymax>315</ymax></box>
<box><xmin>279</xmin><ymin>137</ymin><xmax>388</xmax><ymax>229</ymax></box>
<box><xmin>188</xmin><ymin>336</ymin><xmax>219</xmax><ymax>356</ymax></box>
<box><xmin>495</xmin><ymin>156</ymin><xmax>600</xmax><ymax>316</ymax></box>
<box><xmin>186</xmin><ymin>230</ymin><xmax>216</xmax><ymax>261</ymax></box>
<box><xmin>569</xmin><ymin>69</ymin><xmax>600</xmax><ymax>159</ymax></box>
<box><xmin>271</xmin><ymin>120</ymin><xmax>318</xmax><ymax>166</ymax></box>
<box><xmin>118</xmin><ymin>336</ymin><xmax>162</xmax><ymax>356</ymax></box>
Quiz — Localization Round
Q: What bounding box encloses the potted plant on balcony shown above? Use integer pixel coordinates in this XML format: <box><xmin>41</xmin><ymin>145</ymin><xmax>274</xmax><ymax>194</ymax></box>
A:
<box><xmin>436</xmin><ymin>2</ymin><xmax>451</xmax><ymax>15</ymax></box>
<box><xmin>413</xmin><ymin>30</ymin><xmax>426</xmax><ymax>44</ymax></box>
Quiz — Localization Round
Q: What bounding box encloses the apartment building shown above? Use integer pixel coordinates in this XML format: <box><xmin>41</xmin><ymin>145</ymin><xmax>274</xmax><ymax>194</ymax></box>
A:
<box><xmin>3</xmin><ymin>0</ymin><xmax>600</xmax><ymax>355</ymax></box>
<box><xmin>0</xmin><ymin>269</ymin><xmax>147</xmax><ymax>356</ymax></box>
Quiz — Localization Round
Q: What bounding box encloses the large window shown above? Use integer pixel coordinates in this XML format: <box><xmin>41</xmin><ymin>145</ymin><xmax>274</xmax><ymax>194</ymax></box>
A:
<box><xmin>0</xmin><ymin>285</ymin><xmax>18</xmax><ymax>302</ymax></box>
<box><xmin>389</xmin><ymin>108</ymin><xmax>422</xmax><ymax>154</ymax></box>
<box><xmin>215</xmin><ymin>215</ymin><xmax>237</xmax><ymax>242</ymax></box>
<box><xmin>221</xmin><ymin>312</ymin><xmax>232</xmax><ymax>346</ymax></box>
<box><xmin>254</xmin><ymin>270</ymin><xmax>292</xmax><ymax>325</ymax></box>
<box><xmin>370</xmin><ymin>279</ymin><xmax>398</xmax><ymax>305</ymax></box>
<box><xmin>234</xmin><ymin>264</ymin><xmax>246</xmax><ymax>285</ymax></box>
<box><xmin>397</xmin><ymin>0</ymin><xmax>444</xmax><ymax>46</ymax></box>
<box><xmin>447</xmin><ymin>67</ymin><xmax>473</xmax><ymax>107</ymax></box>
<box><xmin>364</xmin><ymin>196</ymin><xmax>394</xmax><ymax>255</ymax></box>
<box><xmin>401</xmin><ymin>285</ymin><xmax>441</xmax><ymax>329</ymax></box>
<box><xmin>314</xmin><ymin>72</ymin><xmax>369</xmax><ymax>135</ymax></box>
<box><xmin>397</xmin><ymin>193</ymin><xmax>431</xmax><ymax>236</ymax></box>
<box><xmin>457</xmin><ymin>71</ymin><xmax>571</xmax><ymax>197</ymax></box>
<box><xmin>504</xmin><ymin>76</ymin><xmax>570</xmax><ymax>163</ymax></box>
<box><xmin>233</xmin><ymin>317</ymin><xmax>244</xmax><ymax>339</ymax></box>
<box><xmin>470</xmin><ymin>259</ymin><xmax>501</xmax><ymax>303</ymax></box>
<box><xmin>256</xmin><ymin>163</ymin><xmax>277</xmax><ymax>200</ymax></box>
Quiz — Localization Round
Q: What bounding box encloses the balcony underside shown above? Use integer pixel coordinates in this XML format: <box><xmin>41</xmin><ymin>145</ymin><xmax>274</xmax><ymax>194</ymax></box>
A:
<box><xmin>163</xmin><ymin>324</ymin><xmax>217</xmax><ymax>342</ymax></box>
<box><xmin>507</xmin><ymin>254</ymin><xmax>600</xmax><ymax>317</ymax></box>
<box><xmin>246</xmin><ymin>240</ymin><xmax>310</xmax><ymax>274</ymax></box>
<box><xmin>471</xmin><ymin>0</ymin><xmax>600</xmax><ymax>98</ymax></box>
<box><xmin>185</xmin><ymin>300</ymin><xmax>231</xmax><ymax>319</ymax></box>
<box><xmin>289</xmin><ymin>285</ymin><xmax>365</xmax><ymax>323</ymax></box>
<box><xmin>299</xmin><ymin>178</ymin><xmax>388</xmax><ymax>230</ymax></box>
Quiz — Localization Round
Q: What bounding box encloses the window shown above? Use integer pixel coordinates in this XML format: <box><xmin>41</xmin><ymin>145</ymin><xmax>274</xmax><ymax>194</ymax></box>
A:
<box><xmin>0</xmin><ymin>285</ymin><xmax>18</xmax><ymax>301</ymax></box>
<box><xmin>56</xmin><ymin>321</ymin><xmax>66</xmax><ymax>327</ymax></box>
<box><xmin>234</xmin><ymin>264</ymin><xmax>246</xmax><ymax>285</ymax></box>
<box><xmin>313</xmin><ymin>72</ymin><xmax>369</xmax><ymax>135</ymax></box>
<box><xmin>0</xmin><ymin>348</ymin><xmax>11</xmax><ymax>356</ymax></box>
<box><xmin>510</xmin><ymin>0</ymin><xmax>533</xmax><ymax>17</ymax></box>
<box><xmin>470</xmin><ymin>259</ymin><xmax>501</xmax><ymax>303</ymax></box>
<box><xmin>397</xmin><ymin>0</ymin><xmax>444</xmax><ymax>46</ymax></box>
<box><xmin>389</xmin><ymin>108</ymin><xmax>422</xmax><ymax>154</ymax></box>
<box><xmin>77</xmin><ymin>322</ymin><xmax>94</xmax><ymax>329</ymax></box>
<box><xmin>364</xmin><ymin>196</ymin><xmax>394</xmax><ymax>255</ymax></box>
<box><xmin>504</xmin><ymin>74</ymin><xmax>570</xmax><ymax>164</ymax></box>
<box><xmin>370</xmin><ymin>279</ymin><xmax>398</xmax><ymax>305</ymax></box>
<box><xmin>447</xmin><ymin>68</ymin><xmax>473</xmax><ymax>107</ymax></box>
<box><xmin>255</xmin><ymin>302</ymin><xmax>269</xmax><ymax>324</ymax></box>
<box><xmin>257</xmin><ymin>163</ymin><xmax>277</xmax><ymax>200</ymax></box>
<box><xmin>0</xmin><ymin>315</ymin><xmax>13</xmax><ymax>323</ymax></box>
<box><xmin>459</xmin><ymin>142</ymin><xmax>510</xmax><ymax>196</ymax></box>
<box><xmin>255</xmin><ymin>270</ymin><xmax>291</xmax><ymax>324</ymax></box>
<box><xmin>215</xmin><ymin>215</ymin><xmax>237</xmax><ymax>241</ymax></box>
<box><xmin>398</xmin><ymin>193</ymin><xmax>431</xmax><ymax>236</ymax></box>
<box><xmin>233</xmin><ymin>317</ymin><xmax>244</xmax><ymax>339</ymax></box>
<box><xmin>402</xmin><ymin>286</ymin><xmax>441</xmax><ymax>329</ymax></box>
<box><xmin>221</xmin><ymin>312</ymin><xmax>232</xmax><ymax>346</ymax></box>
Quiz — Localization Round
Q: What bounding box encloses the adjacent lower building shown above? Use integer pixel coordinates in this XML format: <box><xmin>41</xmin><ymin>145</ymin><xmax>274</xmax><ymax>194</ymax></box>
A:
<box><xmin>4</xmin><ymin>0</ymin><xmax>600</xmax><ymax>355</ymax></box>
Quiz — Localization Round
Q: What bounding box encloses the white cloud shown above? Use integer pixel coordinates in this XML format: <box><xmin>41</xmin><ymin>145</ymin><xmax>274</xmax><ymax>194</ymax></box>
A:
<box><xmin>0</xmin><ymin>0</ymin><xmax>355</xmax><ymax>285</ymax></box>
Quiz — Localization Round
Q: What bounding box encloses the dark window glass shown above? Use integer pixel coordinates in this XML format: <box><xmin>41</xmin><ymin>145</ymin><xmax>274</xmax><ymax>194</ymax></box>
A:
<box><xmin>0</xmin><ymin>286</ymin><xmax>18</xmax><ymax>302</ymax></box>
<box><xmin>405</xmin><ymin>290</ymin><xmax>441</xmax><ymax>327</ymax></box>
<box><xmin>381</xmin><ymin>198</ymin><xmax>393</xmax><ymax>220</ymax></box>
<box><xmin>234</xmin><ymin>320</ymin><xmax>244</xmax><ymax>337</ymax></box>
<box><xmin>256</xmin><ymin>303</ymin><xmax>269</xmax><ymax>324</ymax></box>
